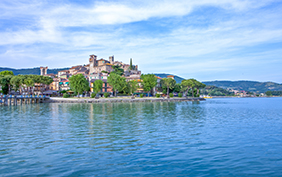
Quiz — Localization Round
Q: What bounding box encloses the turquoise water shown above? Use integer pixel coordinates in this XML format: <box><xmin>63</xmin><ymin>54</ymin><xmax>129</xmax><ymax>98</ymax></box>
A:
<box><xmin>1</xmin><ymin>98</ymin><xmax>282</xmax><ymax>176</ymax></box>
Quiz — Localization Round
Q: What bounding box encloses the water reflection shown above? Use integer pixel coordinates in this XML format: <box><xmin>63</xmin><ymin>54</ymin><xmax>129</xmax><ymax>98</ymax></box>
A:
<box><xmin>3</xmin><ymin>99</ymin><xmax>281</xmax><ymax>176</ymax></box>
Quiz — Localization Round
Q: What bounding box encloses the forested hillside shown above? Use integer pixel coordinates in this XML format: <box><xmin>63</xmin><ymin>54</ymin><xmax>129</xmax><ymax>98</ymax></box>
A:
<box><xmin>0</xmin><ymin>67</ymin><xmax>70</xmax><ymax>75</ymax></box>
<box><xmin>202</xmin><ymin>81</ymin><xmax>282</xmax><ymax>93</ymax></box>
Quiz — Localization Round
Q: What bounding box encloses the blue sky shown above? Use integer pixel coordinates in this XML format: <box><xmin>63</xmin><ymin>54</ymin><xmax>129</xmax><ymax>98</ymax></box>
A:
<box><xmin>1</xmin><ymin>0</ymin><xmax>282</xmax><ymax>83</ymax></box>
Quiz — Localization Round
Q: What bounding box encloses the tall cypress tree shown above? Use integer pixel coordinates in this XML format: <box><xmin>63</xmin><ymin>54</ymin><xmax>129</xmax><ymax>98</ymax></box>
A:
<box><xmin>130</xmin><ymin>58</ymin><xmax>133</xmax><ymax>70</ymax></box>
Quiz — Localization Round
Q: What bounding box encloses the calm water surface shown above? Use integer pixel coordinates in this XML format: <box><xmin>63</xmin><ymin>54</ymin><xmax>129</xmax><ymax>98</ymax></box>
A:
<box><xmin>1</xmin><ymin>98</ymin><xmax>282</xmax><ymax>176</ymax></box>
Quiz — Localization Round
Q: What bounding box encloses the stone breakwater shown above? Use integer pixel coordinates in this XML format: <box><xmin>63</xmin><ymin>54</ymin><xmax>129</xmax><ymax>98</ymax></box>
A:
<box><xmin>45</xmin><ymin>97</ymin><xmax>205</xmax><ymax>104</ymax></box>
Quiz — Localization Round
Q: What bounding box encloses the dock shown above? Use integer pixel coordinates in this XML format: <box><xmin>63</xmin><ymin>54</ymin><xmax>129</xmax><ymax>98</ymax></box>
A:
<box><xmin>0</xmin><ymin>95</ymin><xmax>49</xmax><ymax>106</ymax></box>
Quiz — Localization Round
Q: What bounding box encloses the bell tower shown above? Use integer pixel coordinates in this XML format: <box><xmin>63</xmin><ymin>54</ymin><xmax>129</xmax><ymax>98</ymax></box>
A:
<box><xmin>89</xmin><ymin>55</ymin><xmax>97</xmax><ymax>74</ymax></box>
<box><xmin>109</xmin><ymin>55</ymin><xmax>114</xmax><ymax>64</ymax></box>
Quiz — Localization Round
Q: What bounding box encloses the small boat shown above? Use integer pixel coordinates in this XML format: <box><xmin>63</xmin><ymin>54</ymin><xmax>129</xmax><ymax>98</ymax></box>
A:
<box><xmin>204</xmin><ymin>96</ymin><xmax>212</xmax><ymax>99</ymax></box>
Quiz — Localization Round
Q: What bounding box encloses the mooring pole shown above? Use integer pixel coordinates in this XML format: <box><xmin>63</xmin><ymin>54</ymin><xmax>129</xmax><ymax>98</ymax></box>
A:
<box><xmin>4</xmin><ymin>95</ymin><xmax>8</xmax><ymax>106</ymax></box>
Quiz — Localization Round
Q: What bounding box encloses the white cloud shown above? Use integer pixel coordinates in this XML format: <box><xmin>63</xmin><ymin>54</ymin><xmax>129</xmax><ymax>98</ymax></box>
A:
<box><xmin>1</xmin><ymin>0</ymin><xmax>282</xmax><ymax>82</ymax></box>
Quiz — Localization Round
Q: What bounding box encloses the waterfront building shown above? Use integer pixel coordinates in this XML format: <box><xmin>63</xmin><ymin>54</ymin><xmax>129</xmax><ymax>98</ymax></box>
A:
<box><xmin>59</xmin><ymin>80</ymin><xmax>70</xmax><ymax>91</ymax></box>
<box><xmin>89</xmin><ymin>79</ymin><xmax>112</xmax><ymax>93</ymax></box>
<box><xmin>50</xmin><ymin>78</ymin><xmax>60</xmax><ymax>91</ymax></box>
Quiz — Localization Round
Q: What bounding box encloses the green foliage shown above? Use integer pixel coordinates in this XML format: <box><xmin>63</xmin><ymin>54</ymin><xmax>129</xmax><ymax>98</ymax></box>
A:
<box><xmin>140</xmin><ymin>94</ymin><xmax>143</xmax><ymax>98</ymax></box>
<box><xmin>0</xmin><ymin>67</ymin><xmax>70</xmax><ymax>75</ymax></box>
<box><xmin>108</xmin><ymin>73</ymin><xmax>127</xmax><ymax>96</ymax></box>
<box><xmin>265</xmin><ymin>91</ymin><xmax>272</xmax><ymax>96</ymax></box>
<box><xmin>104</xmin><ymin>92</ymin><xmax>110</xmax><ymax>98</ymax></box>
<box><xmin>201</xmin><ymin>85</ymin><xmax>234</xmax><ymax>96</ymax></box>
<box><xmin>141</xmin><ymin>74</ymin><xmax>157</xmax><ymax>95</ymax></box>
<box><xmin>8</xmin><ymin>74</ymin><xmax>53</xmax><ymax>95</ymax></box>
<box><xmin>129</xmin><ymin>58</ymin><xmax>133</xmax><ymax>70</ymax></box>
<box><xmin>111</xmin><ymin>65</ymin><xmax>124</xmax><ymax>76</ymax></box>
<box><xmin>161</xmin><ymin>78</ymin><xmax>176</xmax><ymax>96</ymax></box>
<box><xmin>91</xmin><ymin>93</ymin><xmax>96</xmax><ymax>98</ymax></box>
<box><xmin>127</xmin><ymin>80</ymin><xmax>139</xmax><ymax>95</ymax></box>
<box><xmin>63</xmin><ymin>93</ymin><xmax>70</xmax><ymax>98</ymax></box>
<box><xmin>60</xmin><ymin>90</ymin><xmax>67</xmax><ymax>94</ymax></box>
<box><xmin>93</xmin><ymin>80</ymin><xmax>103</xmax><ymax>93</ymax></box>
<box><xmin>169</xmin><ymin>93</ymin><xmax>174</xmax><ymax>98</ymax></box>
<box><xmin>0</xmin><ymin>74</ymin><xmax>14</xmax><ymax>94</ymax></box>
<box><xmin>0</xmin><ymin>70</ymin><xmax>14</xmax><ymax>76</ymax></box>
<box><xmin>173</xmin><ymin>83</ymin><xmax>181</xmax><ymax>93</ymax></box>
<box><xmin>265</xmin><ymin>90</ymin><xmax>282</xmax><ymax>96</ymax></box>
<box><xmin>178</xmin><ymin>93</ymin><xmax>182</xmax><ymax>97</ymax></box>
<box><xmin>69</xmin><ymin>74</ymin><xmax>90</xmax><ymax>95</ymax></box>
<box><xmin>117</xmin><ymin>93</ymin><xmax>128</xmax><ymax>96</ymax></box>
<box><xmin>101</xmin><ymin>70</ymin><xmax>108</xmax><ymax>74</ymax></box>
<box><xmin>181</xmin><ymin>79</ymin><xmax>205</xmax><ymax>97</ymax></box>
<box><xmin>202</xmin><ymin>81</ymin><xmax>282</xmax><ymax>93</ymax></box>
<box><xmin>156</xmin><ymin>93</ymin><xmax>161</xmax><ymax>98</ymax></box>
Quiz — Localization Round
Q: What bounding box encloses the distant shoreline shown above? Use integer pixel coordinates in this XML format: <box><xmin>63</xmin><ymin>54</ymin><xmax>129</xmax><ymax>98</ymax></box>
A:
<box><xmin>44</xmin><ymin>97</ymin><xmax>206</xmax><ymax>104</ymax></box>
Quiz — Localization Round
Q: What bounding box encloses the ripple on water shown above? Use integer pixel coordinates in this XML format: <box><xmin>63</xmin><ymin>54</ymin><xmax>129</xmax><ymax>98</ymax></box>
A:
<box><xmin>1</xmin><ymin>98</ymin><xmax>282</xmax><ymax>176</ymax></box>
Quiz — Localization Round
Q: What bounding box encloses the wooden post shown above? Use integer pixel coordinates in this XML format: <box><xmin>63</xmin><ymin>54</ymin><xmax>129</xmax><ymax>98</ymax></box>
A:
<box><xmin>4</xmin><ymin>96</ymin><xmax>8</xmax><ymax>106</ymax></box>
<box><xmin>14</xmin><ymin>96</ymin><xmax>17</xmax><ymax>105</ymax></box>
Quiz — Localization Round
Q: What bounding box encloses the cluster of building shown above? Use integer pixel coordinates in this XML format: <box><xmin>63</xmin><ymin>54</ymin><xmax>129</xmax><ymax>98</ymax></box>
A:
<box><xmin>41</xmin><ymin>54</ymin><xmax>143</xmax><ymax>94</ymax></box>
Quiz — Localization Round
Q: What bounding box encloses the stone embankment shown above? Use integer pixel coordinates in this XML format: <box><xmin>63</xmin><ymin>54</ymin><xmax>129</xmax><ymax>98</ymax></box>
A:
<box><xmin>45</xmin><ymin>97</ymin><xmax>205</xmax><ymax>104</ymax></box>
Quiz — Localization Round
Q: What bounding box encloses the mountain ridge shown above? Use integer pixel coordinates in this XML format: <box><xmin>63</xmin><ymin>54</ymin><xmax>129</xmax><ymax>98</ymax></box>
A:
<box><xmin>0</xmin><ymin>67</ymin><xmax>70</xmax><ymax>75</ymax></box>
<box><xmin>1</xmin><ymin>68</ymin><xmax>281</xmax><ymax>93</ymax></box>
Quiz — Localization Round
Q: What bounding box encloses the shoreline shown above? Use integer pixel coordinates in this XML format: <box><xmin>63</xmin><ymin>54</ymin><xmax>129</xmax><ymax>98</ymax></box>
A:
<box><xmin>45</xmin><ymin>97</ymin><xmax>206</xmax><ymax>103</ymax></box>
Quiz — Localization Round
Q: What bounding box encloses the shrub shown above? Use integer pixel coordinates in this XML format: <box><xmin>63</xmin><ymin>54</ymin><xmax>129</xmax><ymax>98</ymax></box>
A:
<box><xmin>60</xmin><ymin>90</ymin><xmax>67</xmax><ymax>94</ymax></box>
<box><xmin>178</xmin><ymin>93</ymin><xmax>182</xmax><ymax>97</ymax></box>
<box><xmin>169</xmin><ymin>93</ymin><xmax>174</xmax><ymax>98</ymax></box>
<box><xmin>91</xmin><ymin>93</ymin><xmax>96</xmax><ymax>98</ymax></box>
<box><xmin>63</xmin><ymin>93</ymin><xmax>70</xmax><ymax>98</ymax></box>
<box><xmin>104</xmin><ymin>92</ymin><xmax>110</xmax><ymax>98</ymax></box>
<box><xmin>156</xmin><ymin>93</ymin><xmax>160</xmax><ymax>98</ymax></box>
<box><xmin>140</xmin><ymin>94</ymin><xmax>143</xmax><ymax>98</ymax></box>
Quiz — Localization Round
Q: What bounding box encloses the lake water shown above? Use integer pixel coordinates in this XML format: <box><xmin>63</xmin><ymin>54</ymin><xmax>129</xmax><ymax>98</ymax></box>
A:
<box><xmin>1</xmin><ymin>98</ymin><xmax>282</xmax><ymax>176</ymax></box>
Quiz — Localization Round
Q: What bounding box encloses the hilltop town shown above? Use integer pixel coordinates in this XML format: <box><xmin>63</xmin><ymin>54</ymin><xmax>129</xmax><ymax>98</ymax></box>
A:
<box><xmin>40</xmin><ymin>54</ymin><xmax>146</xmax><ymax>95</ymax></box>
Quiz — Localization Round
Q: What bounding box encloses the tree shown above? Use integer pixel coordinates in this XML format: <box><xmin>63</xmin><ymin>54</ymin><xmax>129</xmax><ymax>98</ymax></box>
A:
<box><xmin>161</xmin><ymin>78</ymin><xmax>176</xmax><ymax>97</ymax></box>
<box><xmin>181</xmin><ymin>79</ymin><xmax>194</xmax><ymax>97</ymax></box>
<box><xmin>69</xmin><ymin>74</ymin><xmax>90</xmax><ymax>97</ymax></box>
<box><xmin>265</xmin><ymin>91</ymin><xmax>272</xmax><ymax>96</ymax></box>
<box><xmin>111</xmin><ymin>65</ymin><xmax>124</xmax><ymax>76</ymax></box>
<box><xmin>10</xmin><ymin>75</ymin><xmax>23</xmax><ymax>93</ymax></box>
<box><xmin>129</xmin><ymin>58</ymin><xmax>133</xmax><ymax>70</ymax></box>
<box><xmin>0</xmin><ymin>71</ymin><xmax>14</xmax><ymax>94</ymax></box>
<box><xmin>93</xmin><ymin>80</ymin><xmax>103</xmax><ymax>94</ymax></box>
<box><xmin>173</xmin><ymin>83</ymin><xmax>182</xmax><ymax>93</ymax></box>
<box><xmin>0</xmin><ymin>71</ymin><xmax>14</xmax><ymax>76</ymax></box>
<box><xmin>108</xmin><ymin>72</ymin><xmax>121</xmax><ymax>96</ymax></box>
<box><xmin>194</xmin><ymin>80</ymin><xmax>206</xmax><ymax>96</ymax></box>
<box><xmin>0</xmin><ymin>75</ymin><xmax>13</xmax><ymax>94</ymax></box>
<box><xmin>141</xmin><ymin>74</ymin><xmax>157</xmax><ymax>96</ymax></box>
<box><xmin>116</xmin><ymin>76</ymin><xmax>127</xmax><ymax>94</ymax></box>
<box><xmin>127</xmin><ymin>80</ymin><xmax>139</xmax><ymax>96</ymax></box>
<box><xmin>24</xmin><ymin>78</ymin><xmax>35</xmax><ymax>95</ymax></box>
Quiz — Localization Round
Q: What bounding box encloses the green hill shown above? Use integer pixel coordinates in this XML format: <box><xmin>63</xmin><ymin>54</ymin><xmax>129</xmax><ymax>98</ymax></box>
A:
<box><xmin>0</xmin><ymin>67</ymin><xmax>70</xmax><ymax>75</ymax></box>
<box><xmin>202</xmin><ymin>81</ymin><xmax>282</xmax><ymax>93</ymax></box>
<box><xmin>201</xmin><ymin>85</ymin><xmax>235</xmax><ymax>96</ymax></box>
<box><xmin>153</xmin><ymin>73</ymin><xmax>185</xmax><ymax>84</ymax></box>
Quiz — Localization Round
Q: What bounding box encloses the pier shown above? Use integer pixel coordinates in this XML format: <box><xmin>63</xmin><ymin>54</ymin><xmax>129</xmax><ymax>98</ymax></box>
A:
<box><xmin>0</xmin><ymin>95</ymin><xmax>49</xmax><ymax>106</ymax></box>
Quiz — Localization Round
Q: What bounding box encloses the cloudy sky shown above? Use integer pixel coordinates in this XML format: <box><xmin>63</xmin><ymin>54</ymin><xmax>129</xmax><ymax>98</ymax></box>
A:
<box><xmin>1</xmin><ymin>0</ymin><xmax>282</xmax><ymax>82</ymax></box>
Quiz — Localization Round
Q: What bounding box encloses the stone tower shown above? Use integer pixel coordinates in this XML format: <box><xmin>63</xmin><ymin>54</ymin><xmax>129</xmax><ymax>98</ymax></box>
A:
<box><xmin>40</xmin><ymin>66</ymin><xmax>48</xmax><ymax>76</ymax></box>
<box><xmin>109</xmin><ymin>55</ymin><xmax>114</xmax><ymax>64</ymax></box>
<box><xmin>89</xmin><ymin>55</ymin><xmax>97</xmax><ymax>74</ymax></box>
